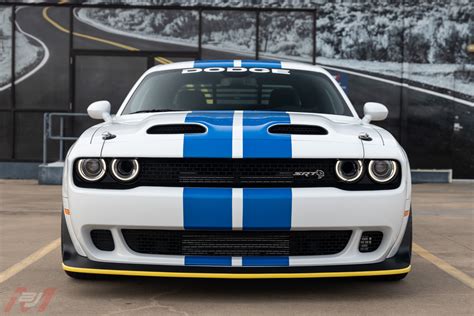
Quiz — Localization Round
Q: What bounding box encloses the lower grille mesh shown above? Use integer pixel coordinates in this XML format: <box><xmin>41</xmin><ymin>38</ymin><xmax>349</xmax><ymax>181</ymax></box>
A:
<box><xmin>122</xmin><ymin>230</ymin><xmax>352</xmax><ymax>256</ymax></box>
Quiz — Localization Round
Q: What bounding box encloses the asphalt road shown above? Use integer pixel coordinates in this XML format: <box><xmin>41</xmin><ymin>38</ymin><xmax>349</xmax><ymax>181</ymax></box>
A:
<box><xmin>0</xmin><ymin>180</ymin><xmax>472</xmax><ymax>315</ymax></box>
<box><xmin>0</xmin><ymin>5</ymin><xmax>472</xmax><ymax>176</ymax></box>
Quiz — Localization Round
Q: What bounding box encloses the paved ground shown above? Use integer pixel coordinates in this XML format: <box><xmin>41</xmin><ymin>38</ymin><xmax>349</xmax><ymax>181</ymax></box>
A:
<box><xmin>0</xmin><ymin>180</ymin><xmax>472</xmax><ymax>315</ymax></box>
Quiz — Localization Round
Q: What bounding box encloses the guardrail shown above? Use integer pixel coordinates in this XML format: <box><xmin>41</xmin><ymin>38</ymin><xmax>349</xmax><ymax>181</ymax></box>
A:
<box><xmin>43</xmin><ymin>112</ymin><xmax>88</xmax><ymax>164</ymax></box>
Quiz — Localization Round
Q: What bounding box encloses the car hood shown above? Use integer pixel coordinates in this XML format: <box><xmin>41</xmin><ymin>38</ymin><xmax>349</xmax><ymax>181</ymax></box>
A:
<box><xmin>89</xmin><ymin>111</ymin><xmax>384</xmax><ymax>159</ymax></box>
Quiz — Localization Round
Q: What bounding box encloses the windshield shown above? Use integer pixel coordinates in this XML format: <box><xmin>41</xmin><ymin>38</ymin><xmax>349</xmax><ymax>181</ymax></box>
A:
<box><xmin>122</xmin><ymin>67</ymin><xmax>353</xmax><ymax>116</ymax></box>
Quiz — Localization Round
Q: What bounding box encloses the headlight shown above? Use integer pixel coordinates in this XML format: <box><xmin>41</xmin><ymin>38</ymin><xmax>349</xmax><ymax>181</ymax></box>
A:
<box><xmin>368</xmin><ymin>160</ymin><xmax>398</xmax><ymax>183</ymax></box>
<box><xmin>77</xmin><ymin>158</ymin><xmax>106</xmax><ymax>182</ymax></box>
<box><xmin>110</xmin><ymin>159</ymin><xmax>139</xmax><ymax>182</ymax></box>
<box><xmin>335</xmin><ymin>160</ymin><xmax>364</xmax><ymax>183</ymax></box>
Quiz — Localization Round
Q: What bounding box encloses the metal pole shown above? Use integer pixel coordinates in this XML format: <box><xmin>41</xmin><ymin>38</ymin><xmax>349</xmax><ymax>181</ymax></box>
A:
<box><xmin>43</xmin><ymin>113</ymin><xmax>48</xmax><ymax>164</ymax></box>
<box><xmin>198</xmin><ymin>8</ymin><xmax>202</xmax><ymax>59</ymax></box>
<box><xmin>69</xmin><ymin>5</ymin><xmax>74</xmax><ymax>112</ymax></box>
<box><xmin>147</xmin><ymin>56</ymin><xmax>154</xmax><ymax>69</ymax></box>
<box><xmin>0</xmin><ymin>2</ymin><xmax>316</xmax><ymax>12</ymax></box>
<box><xmin>312</xmin><ymin>10</ymin><xmax>316</xmax><ymax>65</ymax></box>
<box><xmin>399</xmin><ymin>0</ymin><xmax>407</xmax><ymax>146</ymax></box>
<box><xmin>11</xmin><ymin>5</ymin><xmax>16</xmax><ymax>159</ymax></box>
<box><xmin>255</xmin><ymin>11</ymin><xmax>260</xmax><ymax>60</ymax></box>
<box><xmin>59</xmin><ymin>116</ymin><xmax>64</xmax><ymax>161</ymax></box>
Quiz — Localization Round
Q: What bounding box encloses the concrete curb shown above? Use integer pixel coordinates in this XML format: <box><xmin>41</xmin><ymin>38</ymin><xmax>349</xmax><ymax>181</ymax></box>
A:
<box><xmin>38</xmin><ymin>162</ymin><xmax>64</xmax><ymax>185</ymax></box>
<box><xmin>0</xmin><ymin>162</ymin><xmax>39</xmax><ymax>179</ymax></box>
<box><xmin>411</xmin><ymin>169</ymin><xmax>452</xmax><ymax>184</ymax></box>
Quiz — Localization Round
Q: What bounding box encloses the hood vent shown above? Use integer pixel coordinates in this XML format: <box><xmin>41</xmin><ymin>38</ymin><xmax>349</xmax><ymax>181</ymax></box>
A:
<box><xmin>147</xmin><ymin>124</ymin><xmax>206</xmax><ymax>135</ymax></box>
<box><xmin>269</xmin><ymin>124</ymin><xmax>328</xmax><ymax>135</ymax></box>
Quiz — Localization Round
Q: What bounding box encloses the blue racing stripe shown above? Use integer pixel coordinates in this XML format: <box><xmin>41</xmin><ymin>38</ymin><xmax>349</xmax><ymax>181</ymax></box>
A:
<box><xmin>183</xmin><ymin>188</ymin><xmax>232</xmax><ymax>230</ymax></box>
<box><xmin>184</xmin><ymin>111</ymin><xmax>234</xmax><ymax>158</ymax></box>
<box><xmin>182</xmin><ymin>111</ymin><xmax>234</xmax><ymax>266</ymax></box>
<box><xmin>241</xmin><ymin>60</ymin><xmax>282</xmax><ymax>68</ymax></box>
<box><xmin>194</xmin><ymin>60</ymin><xmax>282</xmax><ymax>68</ymax></box>
<box><xmin>243</xmin><ymin>188</ymin><xmax>292</xmax><ymax>230</ymax></box>
<box><xmin>185</xmin><ymin>256</ymin><xmax>232</xmax><ymax>266</ymax></box>
<box><xmin>242</xmin><ymin>111</ymin><xmax>291</xmax><ymax>158</ymax></box>
<box><xmin>242</xmin><ymin>257</ymin><xmax>289</xmax><ymax>267</ymax></box>
<box><xmin>194</xmin><ymin>60</ymin><xmax>234</xmax><ymax>68</ymax></box>
<box><xmin>242</xmin><ymin>188</ymin><xmax>291</xmax><ymax>267</ymax></box>
<box><xmin>241</xmin><ymin>111</ymin><xmax>292</xmax><ymax>266</ymax></box>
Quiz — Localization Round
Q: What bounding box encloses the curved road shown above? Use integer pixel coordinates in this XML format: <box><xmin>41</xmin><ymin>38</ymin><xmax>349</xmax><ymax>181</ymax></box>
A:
<box><xmin>0</xmin><ymin>5</ymin><xmax>472</xmax><ymax>177</ymax></box>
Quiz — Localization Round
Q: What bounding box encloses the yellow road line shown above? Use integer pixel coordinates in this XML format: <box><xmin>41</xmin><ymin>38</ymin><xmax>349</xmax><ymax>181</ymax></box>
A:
<box><xmin>42</xmin><ymin>7</ymin><xmax>173</xmax><ymax>64</ymax></box>
<box><xmin>413</xmin><ymin>242</ymin><xmax>474</xmax><ymax>289</ymax></box>
<box><xmin>63</xmin><ymin>264</ymin><xmax>411</xmax><ymax>279</ymax></box>
<box><xmin>0</xmin><ymin>238</ymin><xmax>60</xmax><ymax>284</ymax></box>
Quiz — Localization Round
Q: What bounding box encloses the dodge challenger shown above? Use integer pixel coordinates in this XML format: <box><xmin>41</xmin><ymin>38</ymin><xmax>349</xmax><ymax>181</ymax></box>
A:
<box><xmin>61</xmin><ymin>60</ymin><xmax>412</xmax><ymax>280</ymax></box>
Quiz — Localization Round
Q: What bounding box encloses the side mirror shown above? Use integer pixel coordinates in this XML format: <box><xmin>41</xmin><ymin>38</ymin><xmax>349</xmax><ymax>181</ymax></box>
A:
<box><xmin>87</xmin><ymin>100</ymin><xmax>112</xmax><ymax>122</ymax></box>
<box><xmin>362</xmin><ymin>102</ymin><xmax>388</xmax><ymax>124</ymax></box>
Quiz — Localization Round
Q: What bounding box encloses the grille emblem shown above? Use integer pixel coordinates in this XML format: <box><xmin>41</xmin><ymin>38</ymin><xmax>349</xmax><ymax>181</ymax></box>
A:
<box><xmin>293</xmin><ymin>170</ymin><xmax>325</xmax><ymax>179</ymax></box>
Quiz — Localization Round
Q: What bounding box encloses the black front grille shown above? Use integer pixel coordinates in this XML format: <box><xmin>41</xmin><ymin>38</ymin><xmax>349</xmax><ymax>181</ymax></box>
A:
<box><xmin>122</xmin><ymin>230</ymin><xmax>352</xmax><ymax>256</ymax></box>
<box><xmin>90</xmin><ymin>230</ymin><xmax>115</xmax><ymax>251</ymax></box>
<box><xmin>359</xmin><ymin>231</ymin><xmax>383</xmax><ymax>252</ymax></box>
<box><xmin>139</xmin><ymin>158</ymin><xmax>336</xmax><ymax>187</ymax></box>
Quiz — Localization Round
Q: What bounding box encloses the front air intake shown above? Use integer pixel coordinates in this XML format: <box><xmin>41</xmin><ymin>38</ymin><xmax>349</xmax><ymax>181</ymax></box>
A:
<box><xmin>359</xmin><ymin>231</ymin><xmax>383</xmax><ymax>252</ymax></box>
<box><xmin>122</xmin><ymin>230</ymin><xmax>352</xmax><ymax>256</ymax></box>
<box><xmin>147</xmin><ymin>124</ymin><xmax>206</xmax><ymax>134</ymax></box>
<box><xmin>268</xmin><ymin>124</ymin><xmax>328</xmax><ymax>135</ymax></box>
<box><xmin>90</xmin><ymin>229</ymin><xmax>115</xmax><ymax>251</ymax></box>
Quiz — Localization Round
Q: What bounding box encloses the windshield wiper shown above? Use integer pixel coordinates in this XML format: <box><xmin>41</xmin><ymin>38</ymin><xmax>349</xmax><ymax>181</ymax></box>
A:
<box><xmin>128</xmin><ymin>109</ymin><xmax>175</xmax><ymax>114</ymax></box>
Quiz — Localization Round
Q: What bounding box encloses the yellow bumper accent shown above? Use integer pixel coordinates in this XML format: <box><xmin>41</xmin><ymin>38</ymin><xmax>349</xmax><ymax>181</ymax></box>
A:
<box><xmin>63</xmin><ymin>264</ymin><xmax>411</xmax><ymax>279</ymax></box>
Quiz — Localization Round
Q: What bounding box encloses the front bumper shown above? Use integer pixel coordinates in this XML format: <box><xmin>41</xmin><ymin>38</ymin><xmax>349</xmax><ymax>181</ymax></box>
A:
<box><xmin>62</xmin><ymin>211</ymin><xmax>412</xmax><ymax>278</ymax></box>
<box><xmin>64</xmin><ymin>184</ymin><xmax>409</xmax><ymax>267</ymax></box>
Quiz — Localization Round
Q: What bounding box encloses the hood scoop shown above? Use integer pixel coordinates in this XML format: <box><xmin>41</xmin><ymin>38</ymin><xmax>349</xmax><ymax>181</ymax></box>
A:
<box><xmin>147</xmin><ymin>124</ymin><xmax>207</xmax><ymax>135</ymax></box>
<box><xmin>268</xmin><ymin>124</ymin><xmax>328</xmax><ymax>135</ymax></box>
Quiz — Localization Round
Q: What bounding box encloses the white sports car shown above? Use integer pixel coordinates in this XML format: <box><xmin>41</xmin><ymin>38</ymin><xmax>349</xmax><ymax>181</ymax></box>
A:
<box><xmin>61</xmin><ymin>60</ymin><xmax>412</xmax><ymax>280</ymax></box>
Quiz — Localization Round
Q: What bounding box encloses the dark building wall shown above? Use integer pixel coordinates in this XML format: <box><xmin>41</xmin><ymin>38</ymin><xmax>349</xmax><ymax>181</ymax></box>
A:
<box><xmin>0</xmin><ymin>1</ymin><xmax>472</xmax><ymax>177</ymax></box>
